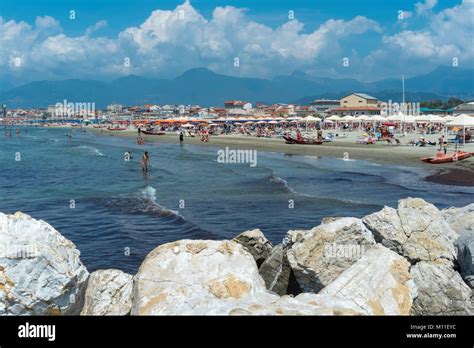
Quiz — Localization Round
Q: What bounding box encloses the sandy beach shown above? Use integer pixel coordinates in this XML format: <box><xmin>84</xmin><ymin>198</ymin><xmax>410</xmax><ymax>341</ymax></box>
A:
<box><xmin>88</xmin><ymin>127</ymin><xmax>474</xmax><ymax>186</ymax></box>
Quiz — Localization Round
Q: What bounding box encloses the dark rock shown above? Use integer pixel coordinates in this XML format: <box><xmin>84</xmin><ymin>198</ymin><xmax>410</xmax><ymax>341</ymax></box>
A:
<box><xmin>233</xmin><ymin>229</ymin><xmax>273</xmax><ymax>267</ymax></box>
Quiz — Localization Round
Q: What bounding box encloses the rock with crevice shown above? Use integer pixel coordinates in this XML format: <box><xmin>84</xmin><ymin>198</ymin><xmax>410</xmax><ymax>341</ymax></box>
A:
<box><xmin>233</xmin><ymin>229</ymin><xmax>273</xmax><ymax>267</ymax></box>
<box><xmin>0</xmin><ymin>212</ymin><xmax>89</xmax><ymax>315</ymax></box>
<box><xmin>258</xmin><ymin>245</ymin><xmax>291</xmax><ymax>296</ymax></box>
<box><xmin>81</xmin><ymin>269</ymin><xmax>133</xmax><ymax>315</ymax></box>
<box><xmin>286</xmin><ymin>217</ymin><xmax>376</xmax><ymax>293</ymax></box>
<box><xmin>410</xmin><ymin>260</ymin><xmax>473</xmax><ymax>315</ymax></box>
<box><xmin>443</xmin><ymin>204</ymin><xmax>474</xmax><ymax>283</ymax></box>
<box><xmin>318</xmin><ymin>244</ymin><xmax>416</xmax><ymax>315</ymax></box>
<box><xmin>363</xmin><ymin>198</ymin><xmax>458</xmax><ymax>263</ymax></box>
<box><xmin>130</xmin><ymin>239</ymin><xmax>368</xmax><ymax>315</ymax></box>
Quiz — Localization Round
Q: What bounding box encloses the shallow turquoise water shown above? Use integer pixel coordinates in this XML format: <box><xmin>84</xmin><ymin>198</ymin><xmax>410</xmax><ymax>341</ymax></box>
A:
<box><xmin>1</xmin><ymin>127</ymin><xmax>472</xmax><ymax>273</ymax></box>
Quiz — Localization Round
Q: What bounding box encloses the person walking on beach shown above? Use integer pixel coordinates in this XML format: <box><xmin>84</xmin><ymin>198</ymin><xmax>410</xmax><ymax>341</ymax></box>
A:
<box><xmin>141</xmin><ymin>151</ymin><xmax>150</xmax><ymax>172</ymax></box>
<box><xmin>179</xmin><ymin>131</ymin><xmax>184</xmax><ymax>145</ymax></box>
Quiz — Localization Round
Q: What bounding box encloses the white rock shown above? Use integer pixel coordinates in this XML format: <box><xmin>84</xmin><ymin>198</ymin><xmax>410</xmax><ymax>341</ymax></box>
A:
<box><xmin>363</xmin><ymin>198</ymin><xmax>459</xmax><ymax>263</ymax></box>
<box><xmin>410</xmin><ymin>261</ymin><xmax>473</xmax><ymax>315</ymax></box>
<box><xmin>286</xmin><ymin>218</ymin><xmax>376</xmax><ymax>293</ymax></box>
<box><xmin>443</xmin><ymin>204</ymin><xmax>474</xmax><ymax>281</ymax></box>
<box><xmin>318</xmin><ymin>244</ymin><xmax>415</xmax><ymax>315</ymax></box>
<box><xmin>130</xmin><ymin>239</ymin><xmax>366</xmax><ymax>315</ymax></box>
<box><xmin>81</xmin><ymin>269</ymin><xmax>133</xmax><ymax>316</ymax></box>
<box><xmin>0</xmin><ymin>212</ymin><xmax>89</xmax><ymax>315</ymax></box>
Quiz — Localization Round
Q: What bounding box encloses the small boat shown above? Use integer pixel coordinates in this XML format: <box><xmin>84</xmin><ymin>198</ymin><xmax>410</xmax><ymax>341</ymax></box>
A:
<box><xmin>421</xmin><ymin>151</ymin><xmax>473</xmax><ymax>164</ymax></box>
<box><xmin>93</xmin><ymin>125</ymin><xmax>107</xmax><ymax>129</ymax></box>
<box><xmin>284</xmin><ymin>135</ymin><xmax>323</xmax><ymax>145</ymax></box>
<box><xmin>107</xmin><ymin>127</ymin><xmax>127</xmax><ymax>131</ymax></box>
<box><xmin>141</xmin><ymin>130</ymin><xmax>165</xmax><ymax>136</ymax></box>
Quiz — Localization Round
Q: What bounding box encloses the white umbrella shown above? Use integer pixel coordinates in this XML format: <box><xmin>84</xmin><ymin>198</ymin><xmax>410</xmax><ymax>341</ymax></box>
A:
<box><xmin>341</xmin><ymin>115</ymin><xmax>355</xmax><ymax>121</ymax></box>
<box><xmin>323</xmin><ymin>119</ymin><xmax>334</xmax><ymax>124</ymax></box>
<box><xmin>267</xmin><ymin>120</ymin><xmax>278</xmax><ymax>124</ymax></box>
<box><xmin>446</xmin><ymin>114</ymin><xmax>474</xmax><ymax>127</ymax></box>
<box><xmin>372</xmin><ymin>115</ymin><xmax>386</xmax><ymax>122</ymax></box>
<box><xmin>303</xmin><ymin>115</ymin><xmax>321</xmax><ymax>122</ymax></box>
<box><xmin>417</xmin><ymin>114</ymin><xmax>446</xmax><ymax>123</ymax></box>
<box><xmin>327</xmin><ymin>115</ymin><xmax>342</xmax><ymax>121</ymax></box>
<box><xmin>443</xmin><ymin>115</ymin><xmax>455</xmax><ymax>121</ymax></box>
<box><xmin>446</xmin><ymin>114</ymin><xmax>474</xmax><ymax>145</ymax></box>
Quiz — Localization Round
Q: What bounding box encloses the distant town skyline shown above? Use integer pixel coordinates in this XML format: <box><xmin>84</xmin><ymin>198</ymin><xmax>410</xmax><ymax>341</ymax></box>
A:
<box><xmin>1</xmin><ymin>0</ymin><xmax>473</xmax><ymax>88</ymax></box>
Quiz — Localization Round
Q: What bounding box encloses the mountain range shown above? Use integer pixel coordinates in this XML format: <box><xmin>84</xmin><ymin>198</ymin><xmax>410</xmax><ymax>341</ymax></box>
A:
<box><xmin>1</xmin><ymin>66</ymin><xmax>473</xmax><ymax>108</ymax></box>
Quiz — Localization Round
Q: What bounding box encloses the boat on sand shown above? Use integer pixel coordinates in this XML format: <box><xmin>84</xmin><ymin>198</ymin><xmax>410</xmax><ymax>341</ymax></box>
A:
<box><xmin>421</xmin><ymin>151</ymin><xmax>472</xmax><ymax>164</ymax></box>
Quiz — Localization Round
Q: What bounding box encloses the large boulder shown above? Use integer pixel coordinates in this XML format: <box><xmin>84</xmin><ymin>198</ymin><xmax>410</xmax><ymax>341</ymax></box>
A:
<box><xmin>410</xmin><ymin>261</ymin><xmax>473</xmax><ymax>315</ymax></box>
<box><xmin>130</xmin><ymin>239</ymin><xmax>365</xmax><ymax>315</ymax></box>
<box><xmin>286</xmin><ymin>218</ymin><xmax>376</xmax><ymax>293</ymax></box>
<box><xmin>318</xmin><ymin>244</ymin><xmax>416</xmax><ymax>315</ymax></box>
<box><xmin>81</xmin><ymin>269</ymin><xmax>133</xmax><ymax>315</ymax></box>
<box><xmin>363</xmin><ymin>198</ymin><xmax>458</xmax><ymax>263</ymax></box>
<box><xmin>443</xmin><ymin>204</ymin><xmax>474</xmax><ymax>282</ymax></box>
<box><xmin>258</xmin><ymin>245</ymin><xmax>291</xmax><ymax>296</ymax></box>
<box><xmin>233</xmin><ymin>229</ymin><xmax>273</xmax><ymax>267</ymax></box>
<box><xmin>0</xmin><ymin>212</ymin><xmax>89</xmax><ymax>315</ymax></box>
<box><xmin>131</xmin><ymin>240</ymin><xmax>274</xmax><ymax>315</ymax></box>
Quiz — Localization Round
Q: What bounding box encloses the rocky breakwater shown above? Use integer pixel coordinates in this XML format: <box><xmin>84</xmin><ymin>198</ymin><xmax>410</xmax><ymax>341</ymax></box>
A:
<box><xmin>0</xmin><ymin>197</ymin><xmax>472</xmax><ymax>315</ymax></box>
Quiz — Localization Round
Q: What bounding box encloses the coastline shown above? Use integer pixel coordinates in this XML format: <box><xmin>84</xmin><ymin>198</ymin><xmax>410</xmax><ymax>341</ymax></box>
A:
<box><xmin>88</xmin><ymin>127</ymin><xmax>474</xmax><ymax>187</ymax></box>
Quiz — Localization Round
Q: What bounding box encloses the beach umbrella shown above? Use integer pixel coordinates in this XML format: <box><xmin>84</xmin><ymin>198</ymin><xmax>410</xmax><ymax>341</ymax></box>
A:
<box><xmin>323</xmin><ymin>119</ymin><xmax>334</xmax><ymax>124</ymax></box>
<box><xmin>327</xmin><ymin>115</ymin><xmax>342</xmax><ymax>121</ymax></box>
<box><xmin>446</xmin><ymin>114</ymin><xmax>474</xmax><ymax>145</ymax></box>
<box><xmin>371</xmin><ymin>115</ymin><xmax>386</xmax><ymax>122</ymax></box>
<box><xmin>417</xmin><ymin>114</ymin><xmax>446</xmax><ymax>123</ymax></box>
<box><xmin>341</xmin><ymin>115</ymin><xmax>355</xmax><ymax>121</ymax></box>
<box><xmin>303</xmin><ymin>115</ymin><xmax>321</xmax><ymax>122</ymax></box>
<box><xmin>446</xmin><ymin>114</ymin><xmax>474</xmax><ymax>127</ymax></box>
<box><xmin>256</xmin><ymin>120</ymin><xmax>267</xmax><ymax>124</ymax></box>
<box><xmin>267</xmin><ymin>120</ymin><xmax>278</xmax><ymax>124</ymax></box>
<box><xmin>443</xmin><ymin>115</ymin><xmax>455</xmax><ymax>121</ymax></box>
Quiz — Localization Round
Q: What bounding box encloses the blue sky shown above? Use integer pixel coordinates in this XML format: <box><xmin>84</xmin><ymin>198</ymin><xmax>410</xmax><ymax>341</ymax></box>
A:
<box><xmin>0</xmin><ymin>0</ymin><xmax>472</xmax><ymax>87</ymax></box>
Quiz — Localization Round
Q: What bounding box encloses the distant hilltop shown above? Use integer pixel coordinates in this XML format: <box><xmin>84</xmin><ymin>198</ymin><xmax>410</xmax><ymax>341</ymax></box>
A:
<box><xmin>1</xmin><ymin>66</ymin><xmax>473</xmax><ymax>108</ymax></box>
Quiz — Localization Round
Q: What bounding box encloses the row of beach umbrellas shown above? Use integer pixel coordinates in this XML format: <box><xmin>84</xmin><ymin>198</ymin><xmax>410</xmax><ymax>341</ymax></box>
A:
<box><xmin>157</xmin><ymin>114</ymin><xmax>473</xmax><ymax>127</ymax></box>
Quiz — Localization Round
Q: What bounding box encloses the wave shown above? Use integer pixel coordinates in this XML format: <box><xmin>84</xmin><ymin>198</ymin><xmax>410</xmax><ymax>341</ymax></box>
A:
<box><xmin>76</xmin><ymin>145</ymin><xmax>104</xmax><ymax>157</ymax></box>
<box><xmin>268</xmin><ymin>175</ymin><xmax>296</xmax><ymax>194</ymax></box>
<box><xmin>140</xmin><ymin>186</ymin><xmax>182</xmax><ymax>219</ymax></box>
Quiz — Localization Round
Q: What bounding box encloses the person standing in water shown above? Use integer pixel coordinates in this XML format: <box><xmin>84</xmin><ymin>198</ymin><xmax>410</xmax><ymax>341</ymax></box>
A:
<box><xmin>141</xmin><ymin>151</ymin><xmax>150</xmax><ymax>172</ymax></box>
<box><xmin>179</xmin><ymin>131</ymin><xmax>184</xmax><ymax>145</ymax></box>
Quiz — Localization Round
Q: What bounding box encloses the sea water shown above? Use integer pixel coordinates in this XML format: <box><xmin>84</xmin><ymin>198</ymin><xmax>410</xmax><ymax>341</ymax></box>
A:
<box><xmin>1</xmin><ymin>127</ymin><xmax>472</xmax><ymax>273</ymax></box>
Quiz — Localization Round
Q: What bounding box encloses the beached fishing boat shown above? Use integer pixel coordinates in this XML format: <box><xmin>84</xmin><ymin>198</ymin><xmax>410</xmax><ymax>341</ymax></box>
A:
<box><xmin>141</xmin><ymin>130</ymin><xmax>165</xmax><ymax>136</ymax></box>
<box><xmin>421</xmin><ymin>151</ymin><xmax>472</xmax><ymax>164</ymax></box>
<box><xmin>107</xmin><ymin>127</ymin><xmax>127</xmax><ymax>131</ymax></box>
<box><xmin>93</xmin><ymin>125</ymin><xmax>107</xmax><ymax>129</ymax></box>
<box><xmin>283</xmin><ymin>135</ymin><xmax>323</xmax><ymax>145</ymax></box>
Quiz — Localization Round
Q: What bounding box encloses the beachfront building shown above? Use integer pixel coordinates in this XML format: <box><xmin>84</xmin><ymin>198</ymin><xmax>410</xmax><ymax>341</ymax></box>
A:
<box><xmin>330</xmin><ymin>93</ymin><xmax>381</xmax><ymax>116</ymax></box>
<box><xmin>340</xmin><ymin>93</ymin><xmax>379</xmax><ymax>108</ymax></box>
<box><xmin>107</xmin><ymin>103</ymin><xmax>123</xmax><ymax>114</ymax></box>
<box><xmin>453</xmin><ymin>102</ymin><xmax>474</xmax><ymax>115</ymax></box>
<box><xmin>330</xmin><ymin>106</ymin><xmax>381</xmax><ymax>116</ymax></box>
<box><xmin>224</xmin><ymin>100</ymin><xmax>252</xmax><ymax>110</ymax></box>
<box><xmin>419</xmin><ymin>107</ymin><xmax>449</xmax><ymax>115</ymax></box>
<box><xmin>310</xmin><ymin>99</ymin><xmax>340</xmax><ymax>113</ymax></box>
